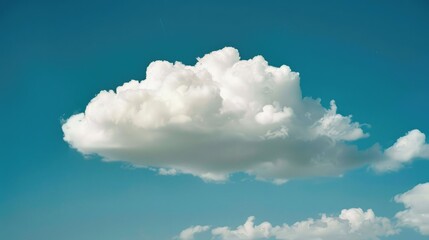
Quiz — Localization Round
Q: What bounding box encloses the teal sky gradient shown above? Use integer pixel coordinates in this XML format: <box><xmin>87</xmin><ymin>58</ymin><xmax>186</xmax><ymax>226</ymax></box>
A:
<box><xmin>1</xmin><ymin>1</ymin><xmax>429</xmax><ymax>239</ymax></box>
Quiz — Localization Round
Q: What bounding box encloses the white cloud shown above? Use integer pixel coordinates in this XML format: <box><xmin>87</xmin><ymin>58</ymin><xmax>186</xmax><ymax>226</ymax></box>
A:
<box><xmin>177</xmin><ymin>209</ymin><xmax>397</xmax><ymax>240</ymax></box>
<box><xmin>272</xmin><ymin>208</ymin><xmax>397</xmax><ymax>240</ymax></box>
<box><xmin>371</xmin><ymin>129</ymin><xmax>429</xmax><ymax>172</ymax></box>
<box><xmin>212</xmin><ymin>216</ymin><xmax>273</xmax><ymax>240</ymax></box>
<box><xmin>62</xmin><ymin>47</ymin><xmax>427</xmax><ymax>182</ymax></box>
<box><xmin>395</xmin><ymin>182</ymin><xmax>429</xmax><ymax>235</ymax></box>
<box><xmin>177</xmin><ymin>225</ymin><xmax>210</xmax><ymax>240</ymax></box>
<box><xmin>175</xmin><ymin>183</ymin><xmax>429</xmax><ymax>239</ymax></box>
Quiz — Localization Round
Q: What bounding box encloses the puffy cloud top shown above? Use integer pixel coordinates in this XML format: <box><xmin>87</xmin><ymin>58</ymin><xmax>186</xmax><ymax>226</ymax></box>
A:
<box><xmin>178</xmin><ymin>208</ymin><xmax>397</xmax><ymax>240</ymax></box>
<box><xmin>372</xmin><ymin>129</ymin><xmax>429</xmax><ymax>172</ymax></box>
<box><xmin>62</xmin><ymin>47</ymin><xmax>427</xmax><ymax>182</ymax></box>
<box><xmin>395</xmin><ymin>182</ymin><xmax>429</xmax><ymax>235</ymax></box>
<box><xmin>175</xmin><ymin>182</ymin><xmax>429</xmax><ymax>239</ymax></box>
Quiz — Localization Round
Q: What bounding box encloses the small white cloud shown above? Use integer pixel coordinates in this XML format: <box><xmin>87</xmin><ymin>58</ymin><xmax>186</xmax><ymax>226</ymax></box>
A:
<box><xmin>212</xmin><ymin>216</ymin><xmax>273</xmax><ymax>240</ymax></box>
<box><xmin>62</xmin><ymin>47</ymin><xmax>427</xmax><ymax>182</ymax></box>
<box><xmin>371</xmin><ymin>129</ymin><xmax>429</xmax><ymax>172</ymax></box>
<box><xmin>395</xmin><ymin>182</ymin><xmax>429</xmax><ymax>235</ymax></box>
<box><xmin>177</xmin><ymin>209</ymin><xmax>397</xmax><ymax>240</ymax></box>
<box><xmin>273</xmin><ymin>208</ymin><xmax>398</xmax><ymax>240</ymax></box>
<box><xmin>177</xmin><ymin>225</ymin><xmax>210</xmax><ymax>240</ymax></box>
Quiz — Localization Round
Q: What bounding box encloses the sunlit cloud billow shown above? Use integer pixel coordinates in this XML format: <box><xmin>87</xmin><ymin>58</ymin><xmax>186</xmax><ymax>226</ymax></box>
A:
<box><xmin>62</xmin><ymin>47</ymin><xmax>429</xmax><ymax>182</ymax></box>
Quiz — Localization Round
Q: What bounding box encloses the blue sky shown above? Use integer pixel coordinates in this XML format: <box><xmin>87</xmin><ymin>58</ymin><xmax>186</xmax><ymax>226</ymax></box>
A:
<box><xmin>1</xmin><ymin>0</ymin><xmax>429</xmax><ymax>239</ymax></box>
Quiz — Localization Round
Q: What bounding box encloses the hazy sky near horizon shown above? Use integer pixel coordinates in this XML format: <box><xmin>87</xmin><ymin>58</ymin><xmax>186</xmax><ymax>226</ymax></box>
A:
<box><xmin>1</xmin><ymin>1</ymin><xmax>429</xmax><ymax>239</ymax></box>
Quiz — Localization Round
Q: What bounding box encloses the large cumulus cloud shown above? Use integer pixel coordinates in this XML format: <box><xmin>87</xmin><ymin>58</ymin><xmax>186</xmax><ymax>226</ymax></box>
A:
<box><xmin>62</xmin><ymin>47</ymin><xmax>428</xmax><ymax>182</ymax></box>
